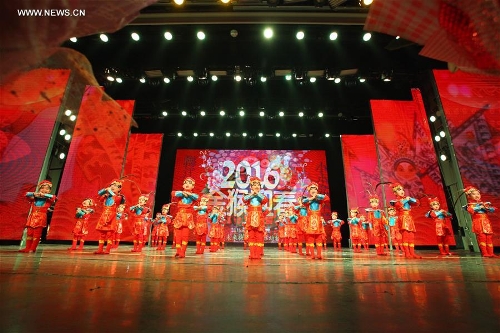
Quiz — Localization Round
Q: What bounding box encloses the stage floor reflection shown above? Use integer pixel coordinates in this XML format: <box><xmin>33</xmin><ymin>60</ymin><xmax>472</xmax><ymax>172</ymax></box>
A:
<box><xmin>1</xmin><ymin>245</ymin><xmax>499</xmax><ymax>333</ymax></box>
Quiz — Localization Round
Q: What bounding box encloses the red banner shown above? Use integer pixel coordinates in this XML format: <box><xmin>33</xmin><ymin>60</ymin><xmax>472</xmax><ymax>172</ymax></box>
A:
<box><xmin>47</xmin><ymin>86</ymin><xmax>135</xmax><ymax>240</ymax></box>
<box><xmin>0</xmin><ymin>69</ymin><xmax>71</xmax><ymax>240</ymax></box>
<box><xmin>433</xmin><ymin>70</ymin><xmax>500</xmax><ymax>246</ymax></box>
<box><xmin>371</xmin><ymin>89</ymin><xmax>453</xmax><ymax>245</ymax></box>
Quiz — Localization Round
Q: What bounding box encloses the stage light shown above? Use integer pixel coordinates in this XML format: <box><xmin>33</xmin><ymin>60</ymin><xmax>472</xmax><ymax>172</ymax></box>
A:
<box><xmin>187</xmin><ymin>76</ymin><xmax>194</xmax><ymax>82</ymax></box>
<box><xmin>259</xmin><ymin>111</ymin><xmax>265</xmax><ymax>117</ymax></box>
<box><xmin>276</xmin><ymin>133</ymin><xmax>281</xmax><ymax>137</ymax></box>
<box><xmin>64</xmin><ymin>110</ymin><xmax>72</xmax><ymax>116</ymax></box>
<box><xmin>439</xmin><ymin>130</ymin><xmax>446</xmax><ymax>137</ymax></box>
<box><xmin>334</xmin><ymin>77</ymin><xmax>341</xmax><ymax>83</ymax></box>
<box><xmin>193</xmin><ymin>133</ymin><xmax>198</xmax><ymax>137</ymax></box>
<box><xmin>440</xmin><ymin>153</ymin><xmax>447</xmax><ymax>161</ymax></box>
<box><xmin>226</xmin><ymin>132</ymin><xmax>231</xmax><ymax>137</ymax></box>
<box><xmin>174</xmin><ymin>0</ymin><xmax>184</xmax><ymax>5</ymax></box>
<box><xmin>261</xmin><ymin>76</ymin><xmax>267</xmax><ymax>82</ymax></box>
<box><xmin>359</xmin><ymin>78</ymin><xmax>366</xmax><ymax>82</ymax></box>
<box><xmin>299</xmin><ymin>112</ymin><xmax>304</xmax><ymax>117</ymax></box>
<box><xmin>59</xmin><ymin>129</ymin><xmax>66</xmax><ymax>135</ymax></box>
<box><xmin>396</xmin><ymin>35</ymin><xmax>400</xmax><ymax>39</ymax></box>
<box><xmin>106</xmin><ymin>76</ymin><xmax>114</xmax><ymax>81</ymax></box>
<box><xmin>318</xmin><ymin>112</ymin><xmax>324</xmax><ymax>118</ymax></box>
<box><xmin>309</xmin><ymin>77</ymin><xmax>317</xmax><ymax>83</ymax></box>
<box><xmin>235</xmin><ymin>75</ymin><xmax>242</xmax><ymax>82</ymax></box>
<box><xmin>258</xmin><ymin>133</ymin><xmax>263</xmax><ymax>137</ymax></box>
<box><xmin>177</xmin><ymin>132</ymin><xmax>182</xmax><ymax>137</ymax></box>
<box><xmin>131</xmin><ymin>32</ymin><xmax>140</xmax><ymax>41</ymax></box>
<box><xmin>242</xmin><ymin>133</ymin><xmax>247</xmax><ymax>137</ymax></box>
<box><xmin>69</xmin><ymin>37</ymin><xmax>77</xmax><ymax>42</ymax></box>
<box><xmin>99</xmin><ymin>34</ymin><xmax>108</xmax><ymax>42</ymax></box>
<box><xmin>65</xmin><ymin>134</ymin><xmax>71</xmax><ymax>141</ymax></box>
<box><xmin>139</xmin><ymin>77</ymin><xmax>146</xmax><ymax>83</ymax></box>
<box><xmin>329</xmin><ymin>32</ymin><xmax>338</xmax><ymax>40</ymax></box>
<box><xmin>220</xmin><ymin>110</ymin><xmax>225</xmax><ymax>116</ymax></box>
<box><xmin>263</xmin><ymin>28</ymin><xmax>273</xmax><ymax>39</ymax></box>
<box><xmin>363</xmin><ymin>32</ymin><xmax>372</xmax><ymax>41</ymax></box>
<box><xmin>59</xmin><ymin>152</ymin><xmax>66</xmax><ymax>160</ymax></box>
<box><xmin>200</xmin><ymin>111</ymin><xmax>206</xmax><ymax>116</ymax></box>
<box><xmin>285</xmin><ymin>74</ymin><xmax>292</xmax><ymax>81</ymax></box>
<box><xmin>325</xmin><ymin>133</ymin><xmax>330</xmax><ymax>137</ymax></box>
<box><xmin>296</xmin><ymin>31</ymin><xmax>305</xmax><ymax>40</ymax></box>
<box><xmin>363</xmin><ymin>0</ymin><xmax>373</xmax><ymax>5</ymax></box>
<box><xmin>435</xmin><ymin>135</ymin><xmax>441</xmax><ymax>142</ymax></box>
<box><xmin>197</xmin><ymin>31</ymin><xmax>205</xmax><ymax>40</ymax></box>
<box><xmin>279</xmin><ymin>111</ymin><xmax>285</xmax><ymax>117</ymax></box>
<box><xmin>221</xmin><ymin>0</ymin><xmax>230</xmax><ymax>3</ymax></box>
<box><xmin>181</xmin><ymin>111</ymin><xmax>187</xmax><ymax>116</ymax></box>
<box><xmin>239</xmin><ymin>110</ymin><xmax>245</xmax><ymax>116</ymax></box>
<box><xmin>115</xmin><ymin>77</ymin><xmax>123</xmax><ymax>83</ymax></box>
<box><xmin>430</xmin><ymin>115</ymin><xmax>436</xmax><ymax>122</ymax></box>
<box><xmin>164</xmin><ymin>77</ymin><xmax>170</xmax><ymax>83</ymax></box>
<box><xmin>162</xmin><ymin>111</ymin><xmax>168</xmax><ymax>116</ymax></box>
<box><xmin>70</xmin><ymin>115</ymin><xmax>76</xmax><ymax>121</ymax></box>
<box><xmin>209</xmin><ymin>132</ymin><xmax>214</xmax><ymax>137</ymax></box>
<box><xmin>164</xmin><ymin>32</ymin><xmax>173</xmax><ymax>40</ymax></box>
<box><xmin>292</xmin><ymin>133</ymin><xmax>297</xmax><ymax>137</ymax></box>
<box><xmin>211</xmin><ymin>75</ymin><xmax>218</xmax><ymax>81</ymax></box>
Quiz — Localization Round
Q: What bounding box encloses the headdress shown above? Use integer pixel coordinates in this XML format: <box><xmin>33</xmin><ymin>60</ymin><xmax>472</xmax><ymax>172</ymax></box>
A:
<box><xmin>427</xmin><ymin>196</ymin><xmax>440</xmax><ymax>206</ymax></box>
<box><xmin>184</xmin><ymin>177</ymin><xmax>196</xmax><ymax>185</ymax></box>
<box><xmin>249</xmin><ymin>176</ymin><xmax>261</xmax><ymax>186</ymax></box>
<box><xmin>391</xmin><ymin>182</ymin><xmax>404</xmax><ymax>193</ymax></box>
<box><xmin>307</xmin><ymin>182</ymin><xmax>319</xmax><ymax>191</ymax></box>
<box><xmin>110</xmin><ymin>179</ymin><xmax>122</xmax><ymax>188</ymax></box>
<box><xmin>38</xmin><ymin>180</ymin><xmax>52</xmax><ymax>189</ymax></box>
<box><xmin>464</xmin><ymin>186</ymin><xmax>479</xmax><ymax>197</ymax></box>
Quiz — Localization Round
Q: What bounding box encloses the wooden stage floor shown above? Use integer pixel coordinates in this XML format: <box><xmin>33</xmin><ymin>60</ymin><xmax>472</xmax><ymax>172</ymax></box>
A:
<box><xmin>1</xmin><ymin>244</ymin><xmax>499</xmax><ymax>333</ymax></box>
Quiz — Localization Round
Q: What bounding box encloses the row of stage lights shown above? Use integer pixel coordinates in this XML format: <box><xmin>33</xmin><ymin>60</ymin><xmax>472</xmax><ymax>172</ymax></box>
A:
<box><xmin>146</xmin><ymin>0</ymin><xmax>373</xmax><ymax>8</ymax></box>
<box><xmin>159</xmin><ymin>110</ymin><xmax>337</xmax><ymax>118</ymax></box>
<box><xmin>171</xmin><ymin>132</ymin><xmax>335</xmax><ymax>138</ymax></box>
<box><xmin>429</xmin><ymin>112</ymin><xmax>450</xmax><ymax>161</ymax></box>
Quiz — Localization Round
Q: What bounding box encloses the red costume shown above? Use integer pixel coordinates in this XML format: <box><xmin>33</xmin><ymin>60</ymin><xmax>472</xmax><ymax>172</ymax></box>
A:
<box><xmin>171</xmin><ymin>177</ymin><xmax>199</xmax><ymax>258</ymax></box>
<box><xmin>389</xmin><ymin>183</ymin><xmax>421</xmax><ymax>259</ymax></box>
<box><xmin>293</xmin><ymin>204</ymin><xmax>308</xmax><ymax>256</ymax></box>
<box><xmin>425</xmin><ymin>197</ymin><xmax>453</xmax><ymax>255</ymax></box>
<box><xmin>387</xmin><ymin>207</ymin><xmax>403</xmax><ymax>254</ymax></box>
<box><xmin>129</xmin><ymin>195</ymin><xmax>150</xmax><ymax>253</ymax></box>
<box><xmin>365</xmin><ymin>195</ymin><xmax>388</xmax><ymax>256</ymax></box>
<box><xmin>348</xmin><ymin>208</ymin><xmax>363</xmax><ymax>253</ymax></box>
<box><xmin>68</xmin><ymin>198</ymin><xmax>94</xmax><ymax>251</ymax></box>
<box><xmin>463</xmin><ymin>186</ymin><xmax>497</xmax><ymax>258</ymax></box>
<box><xmin>276</xmin><ymin>211</ymin><xmax>287</xmax><ymax>250</ymax></box>
<box><xmin>95</xmin><ymin>180</ymin><xmax>125</xmax><ymax>254</ymax></box>
<box><xmin>19</xmin><ymin>180</ymin><xmax>57</xmax><ymax>253</ymax></box>
<box><xmin>242</xmin><ymin>177</ymin><xmax>268</xmax><ymax>259</ymax></box>
<box><xmin>301</xmin><ymin>182</ymin><xmax>330</xmax><ymax>259</ymax></box>
<box><xmin>328</xmin><ymin>212</ymin><xmax>344</xmax><ymax>251</ymax></box>
<box><xmin>155</xmin><ymin>204</ymin><xmax>172</xmax><ymax>250</ymax></box>
<box><xmin>208</xmin><ymin>206</ymin><xmax>221</xmax><ymax>252</ymax></box>
<box><xmin>193</xmin><ymin>195</ymin><xmax>210</xmax><ymax>254</ymax></box>
<box><xmin>113</xmin><ymin>204</ymin><xmax>127</xmax><ymax>249</ymax></box>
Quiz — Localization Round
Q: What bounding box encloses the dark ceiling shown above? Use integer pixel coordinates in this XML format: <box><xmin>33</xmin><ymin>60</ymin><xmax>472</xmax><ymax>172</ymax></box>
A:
<box><xmin>63</xmin><ymin>0</ymin><xmax>447</xmax><ymax>139</ymax></box>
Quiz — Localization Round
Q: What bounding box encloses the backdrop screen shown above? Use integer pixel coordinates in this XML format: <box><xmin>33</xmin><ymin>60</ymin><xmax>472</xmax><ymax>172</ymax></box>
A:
<box><xmin>171</xmin><ymin>149</ymin><xmax>331</xmax><ymax>243</ymax></box>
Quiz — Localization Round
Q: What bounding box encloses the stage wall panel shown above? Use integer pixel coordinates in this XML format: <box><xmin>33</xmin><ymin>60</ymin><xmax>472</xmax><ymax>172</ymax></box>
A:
<box><xmin>371</xmin><ymin>89</ymin><xmax>453</xmax><ymax>245</ymax></box>
<box><xmin>171</xmin><ymin>149</ymin><xmax>331</xmax><ymax>243</ymax></box>
<box><xmin>47</xmin><ymin>86</ymin><xmax>135</xmax><ymax>241</ymax></box>
<box><xmin>433</xmin><ymin>70</ymin><xmax>500</xmax><ymax>246</ymax></box>
<box><xmin>0</xmin><ymin>69</ymin><xmax>71</xmax><ymax>240</ymax></box>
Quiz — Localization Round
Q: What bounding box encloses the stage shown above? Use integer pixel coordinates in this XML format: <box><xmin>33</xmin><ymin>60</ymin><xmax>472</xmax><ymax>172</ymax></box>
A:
<box><xmin>1</xmin><ymin>244</ymin><xmax>499</xmax><ymax>333</ymax></box>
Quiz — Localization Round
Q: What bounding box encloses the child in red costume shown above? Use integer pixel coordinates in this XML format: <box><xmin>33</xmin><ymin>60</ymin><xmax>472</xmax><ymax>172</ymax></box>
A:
<box><xmin>365</xmin><ymin>195</ymin><xmax>388</xmax><ymax>256</ymax></box>
<box><xmin>242</xmin><ymin>177</ymin><xmax>268</xmax><ymax>259</ymax></box>
<box><xmin>193</xmin><ymin>195</ymin><xmax>210</xmax><ymax>254</ymax></box>
<box><xmin>328</xmin><ymin>211</ymin><xmax>344</xmax><ymax>251</ymax></box>
<box><xmin>425</xmin><ymin>197</ymin><xmax>453</xmax><ymax>255</ymax></box>
<box><xmin>68</xmin><ymin>198</ymin><xmax>94</xmax><ymax>251</ymax></box>
<box><xmin>463</xmin><ymin>186</ymin><xmax>498</xmax><ymax>258</ymax></box>
<box><xmin>301</xmin><ymin>182</ymin><xmax>330</xmax><ymax>260</ymax></box>
<box><xmin>129</xmin><ymin>194</ymin><xmax>150</xmax><ymax>253</ymax></box>
<box><xmin>155</xmin><ymin>204</ymin><xmax>172</xmax><ymax>251</ymax></box>
<box><xmin>95</xmin><ymin>180</ymin><xmax>125</xmax><ymax>254</ymax></box>
<box><xmin>387</xmin><ymin>207</ymin><xmax>403</xmax><ymax>254</ymax></box>
<box><xmin>113</xmin><ymin>204</ymin><xmax>127</xmax><ymax>249</ymax></box>
<box><xmin>276</xmin><ymin>211</ymin><xmax>286</xmax><ymax>250</ymax></box>
<box><xmin>348</xmin><ymin>208</ymin><xmax>362</xmax><ymax>253</ymax></box>
<box><xmin>208</xmin><ymin>206</ymin><xmax>220</xmax><ymax>252</ymax></box>
<box><xmin>19</xmin><ymin>180</ymin><xmax>57</xmax><ymax>253</ymax></box>
<box><xmin>389</xmin><ymin>183</ymin><xmax>422</xmax><ymax>259</ymax></box>
<box><xmin>286</xmin><ymin>207</ymin><xmax>298</xmax><ymax>253</ymax></box>
<box><xmin>171</xmin><ymin>177</ymin><xmax>199</xmax><ymax>258</ymax></box>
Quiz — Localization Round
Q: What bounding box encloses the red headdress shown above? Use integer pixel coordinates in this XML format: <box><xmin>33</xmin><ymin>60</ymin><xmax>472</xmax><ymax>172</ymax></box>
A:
<box><xmin>162</xmin><ymin>203</ymin><xmax>171</xmax><ymax>210</ymax></box>
<box><xmin>38</xmin><ymin>180</ymin><xmax>52</xmax><ymax>189</ymax></box>
<box><xmin>249</xmin><ymin>176</ymin><xmax>261</xmax><ymax>185</ymax></box>
<box><xmin>391</xmin><ymin>182</ymin><xmax>404</xmax><ymax>193</ymax></box>
<box><xmin>369</xmin><ymin>194</ymin><xmax>379</xmax><ymax>203</ymax></box>
<box><xmin>427</xmin><ymin>196</ymin><xmax>440</xmax><ymax>206</ymax></box>
<box><xmin>184</xmin><ymin>177</ymin><xmax>196</xmax><ymax>185</ymax></box>
<box><xmin>307</xmin><ymin>182</ymin><xmax>319</xmax><ymax>191</ymax></box>
<box><xmin>349</xmin><ymin>207</ymin><xmax>359</xmax><ymax>214</ymax></box>
<box><xmin>110</xmin><ymin>179</ymin><xmax>123</xmax><ymax>188</ymax></box>
<box><xmin>464</xmin><ymin>186</ymin><xmax>479</xmax><ymax>197</ymax></box>
<box><xmin>83</xmin><ymin>198</ymin><xmax>94</xmax><ymax>206</ymax></box>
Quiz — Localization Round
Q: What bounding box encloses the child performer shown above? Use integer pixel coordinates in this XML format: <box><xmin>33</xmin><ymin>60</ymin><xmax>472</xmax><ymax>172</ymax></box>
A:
<box><xmin>156</xmin><ymin>204</ymin><xmax>172</xmax><ymax>251</ymax></box>
<box><xmin>208</xmin><ymin>206</ymin><xmax>220</xmax><ymax>252</ymax></box>
<box><xmin>113</xmin><ymin>204</ymin><xmax>127</xmax><ymax>249</ymax></box>
<box><xmin>242</xmin><ymin>177</ymin><xmax>269</xmax><ymax>260</ymax></box>
<box><xmin>276</xmin><ymin>211</ymin><xmax>287</xmax><ymax>250</ymax></box>
<box><xmin>328</xmin><ymin>211</ymin><xmax>344</xmax><ymax>251</ymax></box>
<box><xmin>425</xmin><ymin>197</ymin><xmax>453</xmax><ymax>255</ymax></box>
<box><xmin>286</xmin><ymin>207</ymin><xmax>298</xmax><ymax>253</ymax></box>
<box><xmin>301</xmin><ymin>182</ymin><xmax>330</xmax><ymax>260</ymax></box>
<box><xmin>365</xmin><ymin>195</ymin><xmax>388</xmax><ymax>256</ymax></box>
<box><xmin>360</xmin><ymin>215</ymin><xmax>370</xmax><ymax>251</ymax></box>
<box><xmin>463</xmin><ymin>186</ymin><xmax>497</xmax><ymax>258</ymax></box>
<box><xmin>171</xmin><ymin>177</ymin><xmax>199</xmax><ymax>258</ymax></box>
<box><xmin>219</xmin><ymin>206</ymin><xmax>227</xmax><ymax>249</ymax></box>
<box><xmin>151</xmin><ymin>213</ymin><xmax>162</xmax><ymax>248</ymax></box>
<box><xmin>387</xmin><ymin>207</ymin><xmax>403</xmax><ymax>254</ymax></box>
<box><xmin>293</xmin><ymin>202</ymin><xmax>308</xmax><ymax>256</ymax></box>
<box><xmin>389</xmin><ymin>183</ymin><xmax>421</xmax><ymax>259</ymax></box>
<box><xmin>95</xmin><ymin>179</ymin><xmax>125</xmax><ymax>255</ymax></box>
<box><xmin>19</xmin><ymin>180</ymin><xmax>57</xmax><ymax>253</ymax></box>
<box><xmin>129</xmin><ymin>195</ymin><xmax>150</xmax><ymax>253</ymax></box>
<box><xmin>348</xmin><ymin>208</ymin><xmax>362</xmax><ymax>253</ymax></box>
<box><xmin>68</xmin><ymin>198</ymin><xmax>94</xmax><ymax>251</ymax></box>
<box><xmin>193</xmin><ymin>195</ymin><xmax>210</xmax><ymax>254</ymax></box>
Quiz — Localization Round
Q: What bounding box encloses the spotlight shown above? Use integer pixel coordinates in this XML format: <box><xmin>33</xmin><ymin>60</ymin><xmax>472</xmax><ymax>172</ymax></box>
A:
<box><xmin>259</xmin><ymin>111</ymin><xmax>265</xmax><ymax>117</ymax></box>
<box><xmin>263</xmin><ymin>28</ymin><xmax>273</xmax><ymax>39</ymax></box>
<box><xmin>187</xmin><ymin>76</ymin><xmax>194</xmax><ymax>82</ymax></box>
<box><xmin>329</xmin><ymin>32</ymin><xmax>338</xmax><ymax>40</ymax></box>
<box><xmin>242</xmin><ymin>133</ymin><xmax>247</xmax><ymax>137</ymax></box>
<box><xmin>59</xmin><ymin>129</ymin><xmax>66</xmax><ymax>135</ymax></box>
<box><xmin>115</xmin><ymin>77</ymin><xmax>123</xmax><ymax>83</ymax></box>
<box><xmin>439</xmin><ymin>130</ymin><xmax>446</xmax><ymax>137</ymax></box>
<box><xmin>177</xmin><ymin>132</ymin><xmax>182</xmax><ymax>137</ymax></box>
<box><xmin>106</xmin><ymin>76</ymin><xmax>114</xmax><ymax>82</ymax></box>
<box><xmin>396</xmin><ymin>35</ymin><xmax>400</xmax><ymax>39</ymax></box>
<box><xmin>209</xmin><ymin>132</ymin><xmax>214</xmax><ymax>137</ymax></box>
<box><xmin>221</xmin><ymin>0</ymin><xmax>230</xmax><ymax>3</ymax></box>
<box><xmin>64</xmin><ymin>110</ymin><xmax>72</xmax><ymax>116</ymax></box>
<box><xmin>440</xmin><ymin>153</ymin><xmax>447</xmax><ymax>161</ymax></box>
<box><xmin>211</xmin><ymin>75</ymin><xmax>218</xmax><ymax>81</ymax></box>
<box><xmin>181</xmin><ymin>111</ymin><xmax>187</xmax><ymax>116</ymax></box>
<box><xmin>318</xmin><ymin>112</ymin><xmax>324</xmax><ymax>117</ymax></box>
<box><xmin>239</xmin><ymin>110</ymin><xmax>245</xmax><ymax>116</ymax></box>
<box><xmin>334</xmin><ymin>78</ymin><xmax>341</xmax><ymax>83</ymax></box>
<box><xmin>260</xmin><ymin>76</ymin><xmax>267</xmax><ymax>82</ymax></box>
<box><xmin>279</xmin><ymin>111</ymin><xmax>285</xmax><ymax>117</ymax></box>
<box><xmin>226</xmin><ymin>132</ymin><xmax>231</xmax><ymax>137</ymax></box>
<box><xmin>258</xmin><ymin>133</ymin><xmax>263</xmax><ymax>137</ymax></box>
<box><xmin>299</xmin><ymin>112</ymin><xmax>304</xmax><ymax>117</ymax></box>
<box><xmin>174</xmin><ymin>0</ymin><xmax>184</xmax><ymax>5</ymax></box>
<box><xmin>197</xmin><ymin>31</ymin><xmax>206</xmax><ymax>40</ymax></box>
<box><xmin>59</xmin><ymin>152</ymin><xmax>66</xmax><ymax>160</ymax></box>
<box><xmin>359</xmin><ymin>78</ymin><xmax>366</xmax><ymax>83</ymax></box>
<box><xmin>309</xmin><ymin>77</ymin><xmax>317</xmax><ymax>83</ymax></box>
<box><xmin>131</xmin><ymin>32</ymin><xmax>140</xmax><ymax>41</ymax></box>
<box><xmin>276</xmin><ymin>133</ymin><xmax>280</xmax><ymax>137</ymax></box>
<box><xmin>139</xmin><ymin>77</ymin><xmax>146</xmax><ymax>83</ymax></box>
<box><xmin>234</xmin><ymin>75</ymin><xmax>242</xmax><ymax>82</ymax></box>
<box><xmin>99</xmin><ymin>34</ymin><xmax>108</xmax><ymax>42</ymax></box>
<box><xmin>296</xmin><ymin>31</ymin><xmax>305</xmax><ymax>40</ymax></box>
<box><xmin>200</xmin><ymin>111</ymin><xmax>206</xmax><ymax>116</ymax></box>
<box><xmin>164</xmin><ymin>77</ymin><xmax>170</xmax><ymax>83</ymax></box>
<box><xmin>292</xmin><ymin>133</ymin><xmax>297</xmax><ymax>137</ymax></box>
<box><xmin>325</xmin><ymin>133</ymin><xmax>330</xmax><ymax>137</ymax></box>
<box><xmin>363</xmin><ymin>0</ymin><xmax>373</xmax><ymax>5</ymax></box>
<box><xmin>162</xmin><ymin>111</ymin><xmax>168</xmax><ymax>116</ymax></box>
<box><xmin>363</xmin><ymin>32</ymin><xmax>372</xmax><ymax>41</ymax></box>
<box><xmin>194</xmin><ymin>133</ymin><xmax>198</xmax><ymax>137</ymax></box>
<box><xmin>69</xmin><ymin>37</ymin><xmax>77</xmax><ymax>42</ymax></box>
<box><xmin>64</xmin><ymin>134</ymin><xmax>71</xmax><ymax>141</ymax></box>
<box><xmin>70</xmin><ymin>115</ymin><xmax>76</xmax><ymax>121</ymax></box>
<box><xmin>435</xmin><ymin>135</ymin><xmax>441</xmax><ymax>142</ymax></box>
<box><xmin>285</xmin><ymin>74</ymin><xmax>292</xmax><ymax>81</ymax></box>
<box><xmin>430</xmin><ymin>115</ymin><xmax>436</xmax><ymax>122</ymax></box>
<box><xmin>220</xmin><ymin>110</ymin><xmax>225</xmax><ymax>116</ymax></box>
<box><xmin>164</xmin><ymin>32</ymin><xmax>173</xmax><ymax>40</ymax></box>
